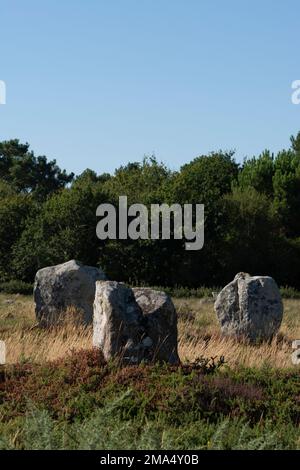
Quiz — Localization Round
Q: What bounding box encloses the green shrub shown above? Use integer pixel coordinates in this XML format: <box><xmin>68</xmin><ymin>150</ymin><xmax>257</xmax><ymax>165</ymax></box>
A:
<box><xmin>142</xmin><ymin>284</ymin><xmax>300</xmax><ymax>299</ymax></box>
<box><xmin>0</xmin><ymin>280</ymin><xmax>33</xmax><ymax>295</ymax></box>
<box><xmin>133</xmin><ymin>285</ymin><xmax>221</xmax><ymax>298</ymax></box>
<box><xmin>280</xmin><ymin>286</ymin><xmax>300</xmax><ymax>299</ymax></box>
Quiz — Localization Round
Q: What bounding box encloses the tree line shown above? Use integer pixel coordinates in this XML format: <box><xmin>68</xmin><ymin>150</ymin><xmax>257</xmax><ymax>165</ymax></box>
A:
<box><xmin>1</xmin><ymin>133</ymin><xmax>300</xmax><ymax>288</ymax></box>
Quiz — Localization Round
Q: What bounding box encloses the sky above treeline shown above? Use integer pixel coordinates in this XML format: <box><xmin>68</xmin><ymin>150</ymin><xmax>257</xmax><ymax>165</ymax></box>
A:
<box><xmin>0</xmin><ymin>0</ymin><xmax>300</xmax><ymax>176</ymax></box>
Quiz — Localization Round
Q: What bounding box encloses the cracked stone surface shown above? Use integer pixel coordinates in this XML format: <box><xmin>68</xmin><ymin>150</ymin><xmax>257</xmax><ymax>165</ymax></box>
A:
<box><xmin>34</xmin><ymin>259</ymin><xmax>106</xmax><ymax>325</ymax></box>
<box><xmin>93</xmin><ymin>282</ymin><xmax>179</xmax><ymax>364</ymax></box>
<box><xmin>214</xmin><ymin>272</ymin><xmax>283</xmax><ymax>342</ymax></box>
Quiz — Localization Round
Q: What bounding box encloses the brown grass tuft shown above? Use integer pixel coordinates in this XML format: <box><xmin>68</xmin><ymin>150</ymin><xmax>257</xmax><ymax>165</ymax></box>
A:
<box><xmin>0</xmin><ymin>294</ymin><xmax>299</xmax><ymax>368</ymax></box>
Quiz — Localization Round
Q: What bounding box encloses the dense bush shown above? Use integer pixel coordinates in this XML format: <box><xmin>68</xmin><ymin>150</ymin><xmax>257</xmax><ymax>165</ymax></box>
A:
<box><xmin>135</xmin><ymin>285</ymin><xmax>221</xmax><ymax>298</ymax></box>
<box><xmin>0</xmin><ymin>280</ymin><xmax>33</xmax><ymax>295</ymax></box>
<box><xmin>280</xmin><ymin>286</ymin><xmax>300</xmax><ymax>299</ymax></box>
<box><xmin>141</xmin><ymin>285</ymin><xmax>300</xmax><ymax>299</ymax></box>
<box><xmin>2</xmin><ymin>133</ymin><xmax>300</xmax><ymax>288</ymax></box>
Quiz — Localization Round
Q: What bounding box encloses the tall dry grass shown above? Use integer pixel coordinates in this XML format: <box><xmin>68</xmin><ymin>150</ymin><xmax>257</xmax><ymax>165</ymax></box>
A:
<box><xmin>0</xmin><ymin>294</ymin><xmax>299</xmax><ymax>368</ymax></box>
<box><xmin>0</xmin><ymin>295</ymin><xmax>92</xmax><ymax>363</ymax></box>
<box><xmin>175</xmin><ymin>298</ymin><xmax>299</xmax><ymax>369</ymax></box>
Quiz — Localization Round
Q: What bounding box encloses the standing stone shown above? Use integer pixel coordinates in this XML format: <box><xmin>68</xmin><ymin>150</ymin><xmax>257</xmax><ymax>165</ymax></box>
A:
<box><xmin>214</xmin><ymin>272</ymin><xmax>283</xmax><ymax>342</ymax></box>
<box><xmin>93</xmin><ymin>282</ymin><xmax>179</xmax><ymax>364</ymax></box>
<box><xmin>93</xmin><ymin>281</ymin><xmax>146</xmax><ymax>363</ymax></box>
<box><xmin>34</xmin><ymin>260</ymin><xmax>106</xmax><ymax>325</ymax></box>
<box><xmin>133</xmin><ymin>288</ymin><xmax>179</xmax><ymax>364</ymax></box>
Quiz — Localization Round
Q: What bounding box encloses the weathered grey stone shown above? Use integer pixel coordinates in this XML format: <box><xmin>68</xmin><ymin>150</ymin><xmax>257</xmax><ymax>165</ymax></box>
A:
<box><xmin>93</xmin><ymin>281</ymin><xmax>146</xmax><ymax>363</ymax></box>
<box><xmin>93</xmin><ymin>282</ymin><xmax>179</xmax><ymax>364</ymax></box>
<box><xmin>214</xmin><ymin>272</ymin><xmax>283</xmax><ymax>342</ymax></box>
<box><xmin>34</xmin><ymin>259</ymin><xmax>106</xmax><ymax>325</ymax></box>
<box><xmin>133</xmin><ymin>287</ymin><xmax>179</xmax><ymax>364</ymax></box>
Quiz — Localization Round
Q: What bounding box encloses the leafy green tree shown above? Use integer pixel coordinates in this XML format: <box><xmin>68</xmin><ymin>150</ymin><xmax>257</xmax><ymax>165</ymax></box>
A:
<box><xmin>0</xmin><ymin>193</ymin><xmax>33</xmax><ymax>281</ymax></box>
<box><xmin>12</xmin><ymin>183</ymin><xmax>107</xmax><ymax>281</ymax></box>
<box><xmin>170</xmin><ymin>151</ymin><xmax>238</xmax><ymax>205</ymax></box>
<box><xmin>238</xmin><ymin>150</ymin><xmax>274</xmax><ymax>197</ymax></box>
<box><xmin>97</xmin><ymin>157</ymin><xmax>182</xmax><ymax>285</ymax></box>
<box><xmin>0</xmin><ymin>140</ymin><xmax>74</xmax><ymax>200</ymax></box>
<box><xmin>221</xmin><ymin>187</ymin><xmax>278</xmax><ymax>280</ymax></box>
<box><xmin>272</xmin><ymin>149</ymin><xmax>300</xmax><ymax>237</ymax></box>
<box><xmin>0</xmin><ymin>180</ymin><xmax>16</xmax><ymax>198</ymax></box>
<box><xmin>103</xmin><ymin>156</ymin><xmax>171</xmax><ymax>205</ymax></box>
<box><xmin>291</xmin><ymin>131</ymin><xmax>300</xmax><ymax>154</ymax></box>
<box><xmin>162</xmin><ymin>152</ymin><xmax>239</xmax><ymax>286</ymax></box>
<box><xmin>4</xmin><ymin>132</ymin><xmax>300</xmax><ymax>288</ymax></box>
<box><xmin>237</xmin><ymin>134</ymin><xmax>300</xmax><ymax>237</ymax></box>
<box><xmin>73</xmin><ymin>169</ymin><xmax>111</xmax><ymax>188</ymax></box>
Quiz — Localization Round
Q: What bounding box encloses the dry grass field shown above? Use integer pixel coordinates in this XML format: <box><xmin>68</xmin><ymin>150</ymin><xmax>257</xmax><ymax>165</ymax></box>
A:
<box><xmin>1</xmin><ymin>293</ymin><xmax>300</xmax><ymax>450</ymax></box>
<box><xmin>0</xmin><ymin>293</ymin><xmax>299</xmax><ymax>368</ymax></box>
<box><xmin>175</xmin><ymin>298</ymin><xmax>299</xmax><ymax>369</ymax></box>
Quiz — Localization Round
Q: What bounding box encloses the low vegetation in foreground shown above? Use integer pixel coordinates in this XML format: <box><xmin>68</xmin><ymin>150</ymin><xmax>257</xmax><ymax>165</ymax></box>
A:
<box><xmin>0</xmin><ymin>293</ymin><xmax>300</xmax><ymax>450</ymax></box>
<box><xmin>1</xmin><ymin>350</ymin><xmax>300</xmax><ymax>450</ymax></box>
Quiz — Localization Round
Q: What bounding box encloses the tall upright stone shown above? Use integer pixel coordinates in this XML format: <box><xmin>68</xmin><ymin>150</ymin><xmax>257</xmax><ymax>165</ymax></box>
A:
<box><xmin>214</xmin><ymin>272</ymin><xmax>283</xmax><ymax>342</ymax></box>
<box><xmin>93</xmin><ymin>282</ymin><xmax>179</xmax><ymax>364</ymax></box>
<box><xmin>93</xmin><ymin>281</ymin><xmax>146</xmax><ymax>363</ymax></box>
<box><xmin>133</xmin><ymin>287</ymin><xmax>179</xmax><ymax>364</ymax></box>
<box><xmin>34</xmin><ymin>259</ymin><xmax>106</xmax><ymax>325</ymax></box>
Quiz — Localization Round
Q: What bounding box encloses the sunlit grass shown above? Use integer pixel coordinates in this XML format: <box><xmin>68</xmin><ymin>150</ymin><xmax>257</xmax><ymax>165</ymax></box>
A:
<box><xmin>0</xmin><ymin>293</ymin><xmax>299</xmax><ymax>368</ymax></box>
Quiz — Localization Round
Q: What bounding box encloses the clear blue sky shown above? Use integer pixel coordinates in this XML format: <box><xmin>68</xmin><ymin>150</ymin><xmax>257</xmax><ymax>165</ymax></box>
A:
<box><xmin>0</xmin><ymin>0</ymin><xmax>299</xmax><ymax>175</ymax></box>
